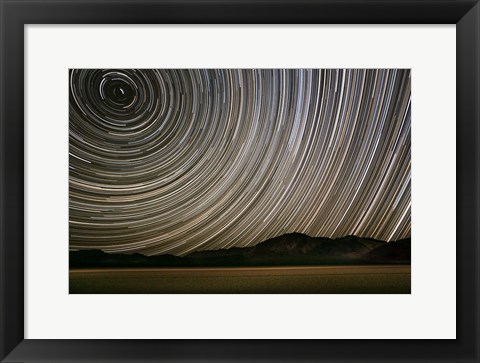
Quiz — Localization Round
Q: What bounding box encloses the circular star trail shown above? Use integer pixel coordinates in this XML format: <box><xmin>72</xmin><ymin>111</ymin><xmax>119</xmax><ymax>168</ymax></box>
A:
<box><xmin>69</xmin><ymin>69</ymin><xmax>411</xmax><ymax>256</ymax></box>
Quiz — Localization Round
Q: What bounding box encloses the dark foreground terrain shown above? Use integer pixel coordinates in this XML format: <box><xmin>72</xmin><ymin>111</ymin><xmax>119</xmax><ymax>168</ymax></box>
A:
<box><xmin>69</xmin><ymin>265</ymin><xmax>411</xmax><ymax>294</ymax></box>
<box><xmin>70</xmin><ymin>233</ymin><xmax>411</xmax><ymax>268</ymax></box>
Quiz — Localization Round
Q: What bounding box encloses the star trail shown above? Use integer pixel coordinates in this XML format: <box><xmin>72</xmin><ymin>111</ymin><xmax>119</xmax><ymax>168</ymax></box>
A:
<box><xmin>69</xmin><ymin>69</ymin><xmax>411</xmax><ymax>256</ymax></box>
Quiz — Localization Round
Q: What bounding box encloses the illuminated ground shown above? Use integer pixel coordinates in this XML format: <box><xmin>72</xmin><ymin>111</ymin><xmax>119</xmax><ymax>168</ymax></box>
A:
<box><xmin>69</xmin><ymin>265</ymin><xmax>410</xmax><ymax>294</ymax></box>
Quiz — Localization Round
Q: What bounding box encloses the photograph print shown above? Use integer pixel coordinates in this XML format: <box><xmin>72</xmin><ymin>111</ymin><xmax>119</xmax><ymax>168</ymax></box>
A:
<box><xmin>69</xmin><ymin>69</ymin><xmax>411</xmax><ymax>294</ymax></box>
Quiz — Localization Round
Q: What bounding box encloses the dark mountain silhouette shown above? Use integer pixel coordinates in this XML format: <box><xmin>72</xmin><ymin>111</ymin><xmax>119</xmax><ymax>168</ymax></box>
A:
<box><xmin>70</xmin><ymin>233</ymin><xmax>411</xmax><ymax>268</ymax></box>
<box><xmin>69</xmin><ymin>249</ymin><xmax>186</xmax><ymax>268</ymax></box>
<box><xmin>363</xmin><ymin>238</ymin><xmax>411</xmax><ymax>262</ymax></box>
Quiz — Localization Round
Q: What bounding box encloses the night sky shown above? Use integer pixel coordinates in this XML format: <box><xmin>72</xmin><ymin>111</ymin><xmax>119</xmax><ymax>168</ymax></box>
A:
<box><xmin>69</xmin><ymin>69</ymin><xmax>411</xmax><ymax>256</ymax></box>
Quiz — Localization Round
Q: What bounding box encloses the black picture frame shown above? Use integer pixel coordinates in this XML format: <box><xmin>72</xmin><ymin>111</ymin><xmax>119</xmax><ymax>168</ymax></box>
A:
<box><xmin>1</xmin><ymin>1</ymin><xmax>479</xmax><ymax>362</ymax></box>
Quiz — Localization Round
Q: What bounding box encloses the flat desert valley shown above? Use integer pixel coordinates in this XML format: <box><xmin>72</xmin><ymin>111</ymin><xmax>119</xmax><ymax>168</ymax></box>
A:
<box><xmin>69</xmin><ymin>265</ymin><xmax>411</xmax><ymax>294</ymax></box>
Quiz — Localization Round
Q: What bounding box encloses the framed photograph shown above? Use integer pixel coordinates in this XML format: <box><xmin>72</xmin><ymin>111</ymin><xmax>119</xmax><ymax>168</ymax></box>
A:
<box><xmin>1</xmin><ymin>0</ymin><xmax>478</xmax><ymax>362</ymax></box>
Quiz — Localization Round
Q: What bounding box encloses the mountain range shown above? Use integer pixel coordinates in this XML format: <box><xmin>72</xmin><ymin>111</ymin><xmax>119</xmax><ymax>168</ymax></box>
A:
<box><xmin>69</xmin><ymin>233</ymin><xmax>411</xmax><ymax>268</ymax></box>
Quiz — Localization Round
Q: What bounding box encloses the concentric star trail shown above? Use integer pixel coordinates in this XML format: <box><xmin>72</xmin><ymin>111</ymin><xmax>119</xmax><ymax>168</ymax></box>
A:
<box><xmin>69</xmin><ymin>69</ymin><xmax>411</xmax><ymax>256</ymax></box>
